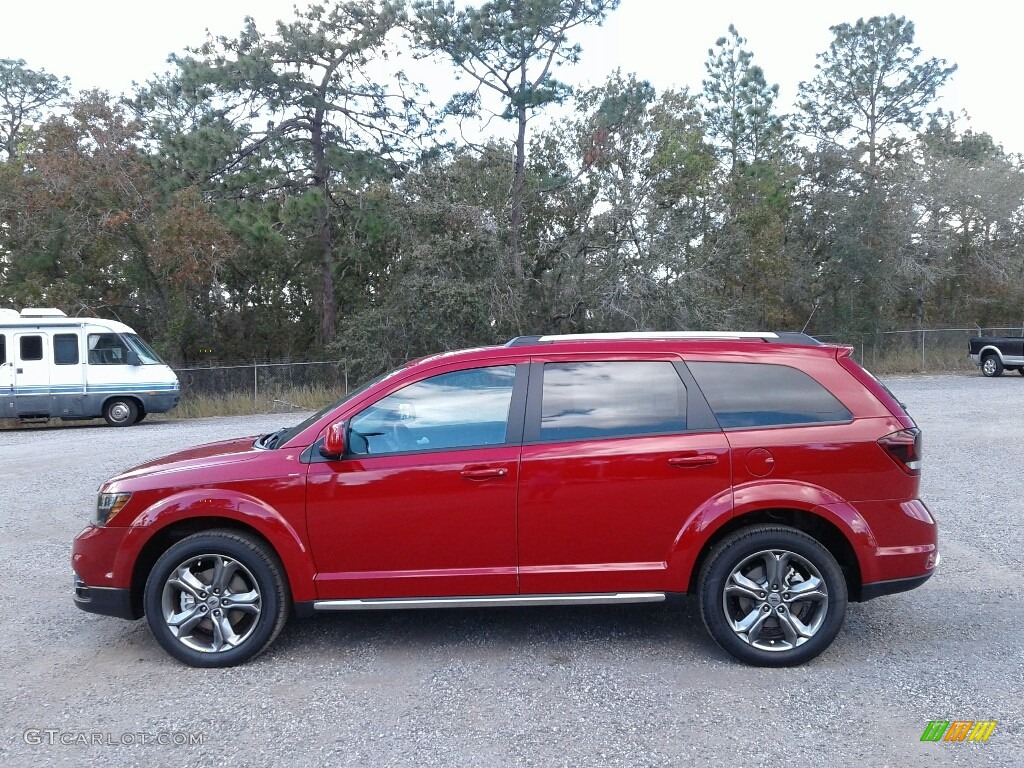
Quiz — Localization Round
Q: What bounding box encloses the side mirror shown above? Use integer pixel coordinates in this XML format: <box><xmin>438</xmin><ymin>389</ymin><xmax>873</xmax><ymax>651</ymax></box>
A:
<box><xmin>321</xmin><ymin>421</ymin><xmax>346</xmax><ymax>459</ymax></box>
<box><xmin>126</xmin><ymin>349</ymin><xmax>141</xmax><ymax>366</ymax></box>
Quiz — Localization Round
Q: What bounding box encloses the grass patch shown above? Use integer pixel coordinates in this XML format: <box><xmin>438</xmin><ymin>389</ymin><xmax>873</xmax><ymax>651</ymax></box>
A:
<box><xmin>167</xmin><ymin>385</ymin><xmax>340</xmax><ymax>419</ymax></box>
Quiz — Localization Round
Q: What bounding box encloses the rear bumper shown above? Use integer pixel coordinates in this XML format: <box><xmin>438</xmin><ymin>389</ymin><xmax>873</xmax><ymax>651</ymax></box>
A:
<box><xmin>860</xmin><ymin>555</ymin><xmax>938</xmax><ymax>601</ymax></box>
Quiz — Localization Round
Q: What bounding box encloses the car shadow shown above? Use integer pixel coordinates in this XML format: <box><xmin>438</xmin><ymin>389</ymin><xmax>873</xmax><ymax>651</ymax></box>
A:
<box><xmin>271</xmin><ymin>599</ymin><xmax>717</xmax><ymax>661</ymax></box>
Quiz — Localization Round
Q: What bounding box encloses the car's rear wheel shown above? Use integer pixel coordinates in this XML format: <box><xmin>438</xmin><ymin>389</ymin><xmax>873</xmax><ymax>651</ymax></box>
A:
<box><xmin>981</xmin><ymin>354</ymin><xmax>1004</xmax><ymax>377</ymax></box>
<box><xmin>698</xmin><ymin>525</ymin><xmax>847</xmax><ymax>666</ymax></box>
<box><xmin>144</xmin><ymin>530</ymin><xmax>290</xmax><ymax>667</ymax></box>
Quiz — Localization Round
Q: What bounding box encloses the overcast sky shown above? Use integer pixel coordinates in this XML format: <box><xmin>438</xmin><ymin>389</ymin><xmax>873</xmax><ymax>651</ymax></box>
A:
<box><xmin>3</xmin><ymin>1</ymin><xmax>1022</xmax><ymax>151</ymax></box>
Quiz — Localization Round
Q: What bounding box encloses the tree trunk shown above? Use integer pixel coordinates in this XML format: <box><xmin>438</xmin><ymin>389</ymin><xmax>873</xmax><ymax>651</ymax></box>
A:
<box><xmin>509</xmin><ymin>65</ymin><xmax>528</xmax><ymax>283</ymax></box>
<box><xmin>311</xmin><ymin>114</ymin><xmax>336</xmax><ymax>346</ymax></box>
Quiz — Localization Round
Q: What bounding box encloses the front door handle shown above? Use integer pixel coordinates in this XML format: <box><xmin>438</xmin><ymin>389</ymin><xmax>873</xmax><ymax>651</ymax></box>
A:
<box><xmin>460</xmin><ymin>467</ymin><xmax>509</xmax><ymax>480</ymax></box>
<box><xmin>668</xmin><ymin>454</ymin><xmax>719</xmax><ymax>468</ymax></box>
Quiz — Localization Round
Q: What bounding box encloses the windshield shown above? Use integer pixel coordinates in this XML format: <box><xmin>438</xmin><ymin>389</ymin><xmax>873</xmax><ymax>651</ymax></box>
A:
<box><xmin>123</xmin><ymin>334</ymin><xmax>165</xmax><ymax>365</ymax></box>
<box><xmin>259</xmin><ymin>365</ymin><xmax>408</xmax><ymax>449</ymax></box>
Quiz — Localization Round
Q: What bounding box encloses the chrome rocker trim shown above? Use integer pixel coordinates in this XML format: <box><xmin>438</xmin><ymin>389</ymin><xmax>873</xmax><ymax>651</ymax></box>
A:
<box><xmin>313</xmin><ymin>592</ymin><xmax>667</xmax><ymax>611</ymax></box>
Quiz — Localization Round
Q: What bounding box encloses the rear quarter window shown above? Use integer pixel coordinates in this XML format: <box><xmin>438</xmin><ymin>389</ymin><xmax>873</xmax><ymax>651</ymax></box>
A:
<box><xmin>688</xmin><ymin>361</ymin><xmax>852</xmax><ymax>429</ymax></box>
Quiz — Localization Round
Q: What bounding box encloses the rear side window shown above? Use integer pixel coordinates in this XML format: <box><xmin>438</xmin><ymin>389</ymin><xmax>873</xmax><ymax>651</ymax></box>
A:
<box><xmin>0</xmin><ymin>334</ymin><xmax>5</xmax><ymax>364</ymax></box>
<box><xmin>54</xmin><ymin>334</ymin><xmax>80</xmax><ymax>365</ymax></box>
<box><xmin>688</xmin><ymin>361</ymin><xmax>852</xmax><ymax>428</ymax></box>
<box><xmin>540</xmin><ymin>361</ymin><xmax>687</xmax><ymax>441</ymax></box>
<box><xmin>19</xmin><ymin>335</ymin><xmax>43</xmax><ymax>361</ymax></box>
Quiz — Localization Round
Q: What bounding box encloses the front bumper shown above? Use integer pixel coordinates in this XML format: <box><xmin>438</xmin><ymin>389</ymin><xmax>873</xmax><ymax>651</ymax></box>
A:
<box><xmin>72</xmin><ymin>523</ymin><xmax>141</xmax><ymax>619</ymax></box>
<box><xmin>73</xmin><ymin>575</ymin><xmax>138</xmax><ymax>619</ymax></box>
<box><xmin>144</xmin><ymin>391</ymin><xmax>180</xmax><ymax>414</ymax></box>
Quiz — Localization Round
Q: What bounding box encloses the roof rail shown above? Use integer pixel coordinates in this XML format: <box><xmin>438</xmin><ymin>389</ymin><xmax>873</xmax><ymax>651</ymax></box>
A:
<box><xmin>505</xmin><ymin>331</ymin><xmax>822</xmax><ymax>347</ymax></box>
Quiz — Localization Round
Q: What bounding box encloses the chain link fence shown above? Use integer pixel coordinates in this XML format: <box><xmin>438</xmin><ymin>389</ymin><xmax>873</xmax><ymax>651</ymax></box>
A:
<box><xmin>173</xmin><ymin>360</ymin><xmax>350</xmax><ymax>413</ymax></box>
<box><xmin>171</xmin><ymin>325</ymin><xmax>1024</xmax><ymax>409</ymax></box>
<box><xmin>815</xmin><ymin>326</ymin><xmax>1024</xmax><ymax>373</ymax></box>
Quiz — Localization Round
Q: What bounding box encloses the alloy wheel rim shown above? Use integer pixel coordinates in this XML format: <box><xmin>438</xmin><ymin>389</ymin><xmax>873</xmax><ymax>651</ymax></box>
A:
<box><xmin>722</xmin><ymin>548</ymin><xmax>828</xmax><ymax>652</ymax></box>
<box><xmin>160</xmin><ymin>554</ymin><xmax>262</xmax><ymax>653</ymax></box>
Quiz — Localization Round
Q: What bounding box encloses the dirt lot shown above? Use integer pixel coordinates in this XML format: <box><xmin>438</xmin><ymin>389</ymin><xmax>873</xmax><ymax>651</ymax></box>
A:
<box><xmin>0</xmin><ymin>374</ymin><xmax>1020</xmax><ymax>767</ymax></box>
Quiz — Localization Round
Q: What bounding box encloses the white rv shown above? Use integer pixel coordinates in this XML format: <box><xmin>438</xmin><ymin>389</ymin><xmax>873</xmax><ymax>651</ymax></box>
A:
<box><xmin>0</xmin><ymin>308</ymin><xmax>179</xmax><ymax>426</ymax></box>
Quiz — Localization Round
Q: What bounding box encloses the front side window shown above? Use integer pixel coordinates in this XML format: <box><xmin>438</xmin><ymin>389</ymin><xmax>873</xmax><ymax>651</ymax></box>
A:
<box><xmin>688</xmin><ymin>361</ymin><xmax>853</xmax><ymax>428</ymax></box>
<box><xmin>19</xmin><ymin>335</ymin><xmax>43</xmax><ymax>361</ymax></box>
<box><xmin>54</xmin><ymin>334</ymin><xmax>80</xmax><ymax>365</ymax></box>
<box><xmin>540</xmin><ymin>361</ymin><xmax>688</xmax><ymax>442</ymax></box>
<box><xmin>349</xmin><ymin>365</ymin><xmax>516</xmax><ymax>455</ymax></box>
<box><xmin>87</xmin><ymin>333</ymin><xmax>129</xmax><ymax>365</ymax></box>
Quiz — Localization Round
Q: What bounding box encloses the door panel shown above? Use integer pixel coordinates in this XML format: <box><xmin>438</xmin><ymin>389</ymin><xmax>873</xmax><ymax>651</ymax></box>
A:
<box><xmin>305</xmin><ymin>361</ymin><xmax>527</xmax><ymax>600</ymax></box>
<box><xmin>517</xmin><ymin>356</ymin><xmax>732</xmax><ymax>594</ymax></box>
<box><xmin>0</xmin><ymin>333</ymin><xmax>11</xmax><ymax>391</ymax></box>
<box><xmin>518</xmin><ymin>433</ymin><xmax>731</xmax><ymax>593</ymax></box>
<box><xmin>306</xmin><ymin>446</ymin><xmax>520</xmax><ymax>598</ymax></box>
<box><xmin>14</xmin><ymin>333</ymin><xmax>49</xmax><ymax>415</ymax></box>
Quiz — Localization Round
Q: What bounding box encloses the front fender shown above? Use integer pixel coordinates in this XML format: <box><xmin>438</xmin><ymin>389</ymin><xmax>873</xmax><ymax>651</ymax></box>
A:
<box><xmin>114</xmin><ymin>487</ymin><xmax>317</xmax><ymax>603</ymax></box>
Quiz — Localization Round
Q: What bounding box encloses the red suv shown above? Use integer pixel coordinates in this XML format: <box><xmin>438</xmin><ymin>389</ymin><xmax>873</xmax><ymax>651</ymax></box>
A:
<box><xmin>72</xmin><ymin>332</ymin><xmax>938</xmax><ymax>667</ymax></box>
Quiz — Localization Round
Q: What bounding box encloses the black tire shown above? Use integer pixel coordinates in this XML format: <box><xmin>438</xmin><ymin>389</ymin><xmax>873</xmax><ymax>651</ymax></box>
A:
<box><xmin>981</xmin><ymin>354</ymin><xmax>1004</xmax><ymax>377</ymax></box>
<box><xmin>133</xmin><ymin>410</ymin><xmax>147</xmax><ymax>424</ymax></box>
<box><xmin>1017</xmin><ymin>368</ymin><xmax>1024</xmax><ymax>376</ymax></box>
<box><xmin>103</xmin><ymin>397</ymin><xmax>139</xmax><ymax>426</ymax></box>
<box><xmin>698</xmin><ymin>525</ymin><xmax>847</xmax><ymax>666</ymax></box>
<box><xmin>143</xmin><ymin>530</ymin><xmax>290</xmax><ymax>668</ymax></box>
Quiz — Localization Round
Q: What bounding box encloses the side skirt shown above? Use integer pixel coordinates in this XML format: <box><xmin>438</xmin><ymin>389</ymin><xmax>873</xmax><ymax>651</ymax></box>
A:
<box><xmin>311</xmin><ymin>592</ymin><xmax>666</xmax><ymax>612</ymax></box>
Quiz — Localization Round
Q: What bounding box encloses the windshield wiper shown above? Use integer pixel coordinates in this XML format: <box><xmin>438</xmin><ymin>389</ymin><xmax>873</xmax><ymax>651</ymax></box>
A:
<box><xmin>258</xmin><ymin>428</ymin><xmax>288</xmax><ymax>450</ymax></box>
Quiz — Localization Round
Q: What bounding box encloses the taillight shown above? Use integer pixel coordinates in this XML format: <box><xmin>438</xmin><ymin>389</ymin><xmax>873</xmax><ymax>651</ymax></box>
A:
<box><xmin>878</xmin><ymin>428</ymin><xmax>922</xmax><ymax>475</ymax></box>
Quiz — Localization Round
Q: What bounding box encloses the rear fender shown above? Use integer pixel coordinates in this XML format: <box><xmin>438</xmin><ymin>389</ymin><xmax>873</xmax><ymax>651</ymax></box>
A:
<box><xmin>669</xmin><ymin>480</ymin><xmax>876</xmax><ymax>590</ymax></box>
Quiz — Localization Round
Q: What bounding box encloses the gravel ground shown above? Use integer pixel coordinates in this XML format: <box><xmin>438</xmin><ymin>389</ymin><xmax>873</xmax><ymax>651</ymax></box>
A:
<box><xmin>0</xmin><ymin>374</ymin><xmax>1021</xmax><ymax>767</ymax></box>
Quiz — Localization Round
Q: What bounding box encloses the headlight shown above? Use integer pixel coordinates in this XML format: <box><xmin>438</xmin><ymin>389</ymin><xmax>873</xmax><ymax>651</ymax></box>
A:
<box><xmin>94</xmin><ymin>493</ymin><xmax>132</xmax><ymax>526</ymax></box>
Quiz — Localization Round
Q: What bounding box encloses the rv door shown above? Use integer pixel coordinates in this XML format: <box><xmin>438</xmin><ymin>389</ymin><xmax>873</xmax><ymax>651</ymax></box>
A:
<box><xmin>0</xmin><ymin>333</ymin><xmax>12</xmax><ymax>399</ymax></box>
<box><xmin>13</xmin><ymin>332</ymin><xmax>49</xmax><ymax>415</ymax></box>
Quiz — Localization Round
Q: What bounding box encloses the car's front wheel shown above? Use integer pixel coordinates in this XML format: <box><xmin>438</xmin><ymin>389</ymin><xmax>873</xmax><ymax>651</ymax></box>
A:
<box><xmin>103</xmin><ymin>397</ymin><xmax>138</xmax><ymax>426</ymax></box>
<box><xmin>698</xmin><ymin>525</ymin><xmax>847</xmax><ymax>666</ymax></box>
<box><xmin>144</xmin><ymin>530</ymin><xmax>290</xmax><ymax>667</ymax></box>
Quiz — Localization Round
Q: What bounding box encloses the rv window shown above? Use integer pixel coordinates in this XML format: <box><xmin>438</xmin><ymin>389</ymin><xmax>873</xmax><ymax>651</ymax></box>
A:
<box><xmin>54</xmin><ymin>334</ymin><xmax>80</xmax><ymax>365</ymax></box>
<box><xmin>87</xmin><ymin>333</ymin><xmax>129</xmax><ymax>365</ymax></box>
<box><xmin>0</xmin><ymin>334</ymin><xmax>5</xmax><ymax>364</ymax></box>
<box><xmin>20</xmin><ymin>335</ymin><xmax>43</xmax><ymax>361</ymax></box>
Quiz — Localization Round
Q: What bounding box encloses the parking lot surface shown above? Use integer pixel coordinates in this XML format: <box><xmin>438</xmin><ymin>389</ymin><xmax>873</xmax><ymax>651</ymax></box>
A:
<box><xmin>0</xmin><ymin>374</ymin><xmax>1020</xmax><ymax>766</ymax></box>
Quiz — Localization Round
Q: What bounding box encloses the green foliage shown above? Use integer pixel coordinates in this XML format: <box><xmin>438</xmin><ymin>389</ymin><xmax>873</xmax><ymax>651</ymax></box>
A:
<box><xmin>0</xmin><ymin>59</ymin><xmax>68</xmax><ymax>160</ymax></box>
<box><xmin>702</xmin><ymin>25</ymin><xmax>783</xmax><ymax>175</ymax></box>
<box><xmin>796</xmin><ymin>15</ymin><xmax>956</xmax><ymax>177</ymax></box>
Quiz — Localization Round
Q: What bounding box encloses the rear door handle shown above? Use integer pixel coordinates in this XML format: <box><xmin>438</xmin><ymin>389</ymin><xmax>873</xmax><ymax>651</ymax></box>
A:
<box><xmin>668</xmin><ymin>454</ymin><xmax>719</xmax><ymax>468</ymax></box>
<box><xmin>460</xmin><ymin>467</ymin><xmax>509</xmax><ymax>480</ymax></box>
